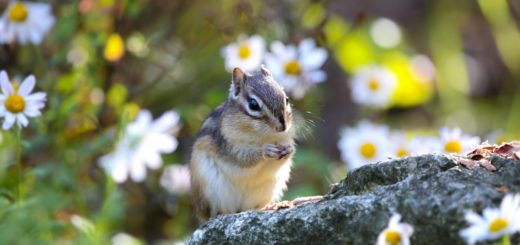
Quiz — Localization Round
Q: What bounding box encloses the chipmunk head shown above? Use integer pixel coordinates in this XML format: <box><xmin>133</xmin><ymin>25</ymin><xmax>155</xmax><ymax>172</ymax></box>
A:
<box><xmin>228</xmin><ymin>66</ymin><xmax>292</xmax><ymax>134</ymax></box>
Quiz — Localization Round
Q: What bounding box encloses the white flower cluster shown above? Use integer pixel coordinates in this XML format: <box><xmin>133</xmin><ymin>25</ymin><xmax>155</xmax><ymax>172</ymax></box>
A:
<box><xmin>98</xmin><ymin>110</ymin><xmax>181</xmax><ymax>183</ymax></box>
<box><xmin>0</xmin><ymin>1</ymin><xmax>55</xmax><ymax>45</ymax></box>
<box><xmin>348</xmin><ymin>18</ymin><xmax>435</xmax><ymax>109</ymax></box>
<box><xmin>221</xmin><ymin>35</ymin><xmax>328</xmax><ymax>99</ymax></box>
<box><xmin>337</xmin><ymin>121</ymin><xmax>481</xmax><ymax>170</ymax></box>
<box><xmin>0</xmin><ymin>70</ymin><xmax>46</xmax><ymax>130</ymax></box>
<box><xmin>376</xmin><ymin>194</ymin><xmax>520</xmax><ymax>245</ymax></box>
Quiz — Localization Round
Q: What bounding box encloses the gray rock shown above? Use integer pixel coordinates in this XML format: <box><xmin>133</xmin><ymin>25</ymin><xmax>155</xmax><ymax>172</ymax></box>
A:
<box><xmin>188</xmin><ymin>154</ymin><xmax>520</xmax><ymax>244</ymax></box>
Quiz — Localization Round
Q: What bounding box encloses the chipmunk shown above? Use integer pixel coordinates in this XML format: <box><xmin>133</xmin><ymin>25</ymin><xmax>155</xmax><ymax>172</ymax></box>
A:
<box><xmin>189</xmin><ymin>66</ymin><xmax>295</xmax><ymax>220</ymax></box>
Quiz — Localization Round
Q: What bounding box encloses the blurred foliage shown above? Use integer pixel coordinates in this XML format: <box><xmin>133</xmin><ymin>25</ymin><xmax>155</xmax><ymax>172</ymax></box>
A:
<box><xmin>1</xmin><ymin>0</ymin><xmax>520</xmax><ymax>243</ymax></box>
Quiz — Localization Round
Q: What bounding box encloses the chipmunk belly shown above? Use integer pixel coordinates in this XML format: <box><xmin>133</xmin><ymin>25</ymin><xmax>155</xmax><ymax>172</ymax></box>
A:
<box><xmin>199</xmin><ymin>154</ymin><xmax>292</xmax><ymax>215</ymax></box>
<box><xmin>224</xmin><ymin>157</ymin><xmax>292</xmax><ymax>208</ymax></box>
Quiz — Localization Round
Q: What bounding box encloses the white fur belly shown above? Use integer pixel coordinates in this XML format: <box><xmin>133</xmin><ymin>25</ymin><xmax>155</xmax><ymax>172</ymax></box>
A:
<box><xmin>198</xmin><ymin>154</ymin><xmax>292</xmax><ymax>215</ymax></box>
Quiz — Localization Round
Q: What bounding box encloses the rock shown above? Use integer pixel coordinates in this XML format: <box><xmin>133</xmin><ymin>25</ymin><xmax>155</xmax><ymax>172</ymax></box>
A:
<box><xmin>188</xmin><ymin>154</ymin><xmax>520</xmax><ymax>244</ymax></box>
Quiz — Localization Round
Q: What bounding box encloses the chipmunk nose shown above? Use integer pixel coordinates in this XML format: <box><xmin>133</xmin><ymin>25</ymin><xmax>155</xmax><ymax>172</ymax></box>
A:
<box><xmin>278</xmin><ymin>115</ymin><xmax>286</xmax><ymax>132</ymax></box>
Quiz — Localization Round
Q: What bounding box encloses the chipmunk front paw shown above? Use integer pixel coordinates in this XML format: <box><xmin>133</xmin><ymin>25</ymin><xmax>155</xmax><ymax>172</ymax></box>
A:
<box><xmin>264</xmin><ymin>144</ymin><xmax>294</xmax><ymax>160</ymax></box>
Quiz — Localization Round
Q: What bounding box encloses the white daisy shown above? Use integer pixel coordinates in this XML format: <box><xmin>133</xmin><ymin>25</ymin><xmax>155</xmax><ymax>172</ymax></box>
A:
<box><xmin>99</xmin><ymin>110</ymin><xmax>180</xmax><ymax>183</ymax></box>
<box><xmin>377</xmin><ymin>213</ymin><xmax>414</xmax><ymax>245</ymax></box>
<box><xmin>349</xmin><ymin>65</ymin><xmax>397</xmax><ymax>108</ymax></box>
<box><xmin>0</xmin><ymin>1</ymin><xmax>55</xmax><ymax>45</ymax></box>
<box><xmin>389</xmin><ymin>132</ymin><xmax>411</xmax><ymax>158</ymax></box>
<box><xmin>460</xmin><ymin>194</ymin><xmax>520</xmax><ymax>245</ymax></box>
<box><xmin>436</xmin><ymin>127</ymin><xmax>480</xmax><ymax>155</ymax></box>
<box><xmin>337</xmin><ymin>121</ymin><xmax>392</xmax><ymax>170</ymax></box>
<box><xmin>160</xmin><ymin>164</ymin><xmax>191</xmax><ymax>195</ymax></box>
<box><xmin>265</xmin><ymin>38</ymin><xmax>328</xmax><ymax>99</ymax></box>
<box><xmin>221</xmin><ymin>34</ymin><xmax>265</xmax><ymax>73</ymax></box>
<box><xmin>0</xmin><ymin>71</ymin><xmax>46</xmax><ymax>130</ymax></box>
<box><xmin>407</xmin><ymin>136</ymin><xmax>441</xmax><ymax>156</ymax></box>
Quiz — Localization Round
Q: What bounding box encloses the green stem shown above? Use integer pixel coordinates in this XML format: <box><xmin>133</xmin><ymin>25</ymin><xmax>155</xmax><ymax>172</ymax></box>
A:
<box><xmin>15</xmin><ymin>126</ymin><xmax>22</xmax><ymax>204</ymax></box>
<box><xmin>501</xmin><ymin>235</ymin><xmax>511</xmax><ymax>245</ymax></box>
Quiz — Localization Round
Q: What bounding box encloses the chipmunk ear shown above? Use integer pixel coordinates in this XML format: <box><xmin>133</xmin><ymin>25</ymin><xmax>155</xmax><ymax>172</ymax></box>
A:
<box><xmin>230</xmin><ymin>67</ymin><xmax>246</xmax><ymax>97</ymax></box>
<box><xmin>260</xmin><ymin>64</ymin><xmax>272</xmax><ymax>77</ymax></box>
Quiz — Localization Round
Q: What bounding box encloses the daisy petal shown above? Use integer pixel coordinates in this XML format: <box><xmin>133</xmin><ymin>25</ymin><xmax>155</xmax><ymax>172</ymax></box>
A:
<box><xmin>0</xmin><ymin>72</ymin><xmax>13</xmax><ymax>95</ymax></box>
<box><xmin>298</xmin><ymin>38</ymin><xmax>316</xmax><ymax>56</ymax></box>
<box><xmin>154</xmin><ymin>111</ymin><xmax>180</xmax><ymax>133</ymax></box>
<box><xmin>111</xmin><ymin>159</ymin><xmax>129</xmax><ymax>183</ymax></box>
<box><xmin>18</xmin><ymin>75</ymin><xmax>36</xmax><ymax>96</ymax></box>
<box><xmin>301</xmin><ymin>47</ymin><xmax>328</xmax><ymax>70</ymax></box>
<box><xmin>0</xmin><ymin>71</ymin><xmax>9</xmax><ymax>86</ymax></box>
<box><xmin>150</xmin><ymin>134</ymin><xmax>178</xmax><ymax>153</ymax></box>
<box><xmin>25</xmin><ymin>92</ymin><xmax>47</xmax><ymax>102</ymax></box>
<box><xmin>128</xmin><ymin>110</ymin><xmax>152</xmax><ymax>133</ymax></box>
<box><xmin>129</xmin><ymin>160</ymin><xmax>146</xmax><ymax>182</ymax></box>
<box><xmin>3</xmin><ymin>114</ymin><xmax>15</xmax><ymax>130</ymax></box>
<box><xmin>29</xmin><ymin>30</ymin><xmax>43</xmax><ymax>45</ymax></box>
<box><xmin>464</xmin><ymin>211</ymin><xmax>485</xmax><ymax>225</ymax></box>
<box><xmin>264</xmin><ymin>53</ymin><xmax>284</xmax><ymax>79</ymax></box>
<box><xmin>24</xmin><ymin>106</ymin><xmax>42</xmax><ymax>117</ymax></box>
<box><xmin>388</xmin><ymin>213</ymin><xmax>402</xmax><ymax>227</ymax></box>
<box><xmin>482</xmin><ymin>208</ymin><xmax>500</xmax><ymax>221</ymax></box>
<box><xmin>17</xmin><ymin>114</ymin><xmax>29</xmax><ymax>128</ymax></box>
<box><xmin>307</xmin><ymin>70</ymin><xmax>327</xmax><ymax>84</ymax></box>
<box><xmin>248</xmin><ymin>35</ymin><xmax>265</xmax><ymax>52</ymax></box>
<box><xmin>143</xmin><ymin>151</ymin><xmax>162</xmax><ymax>169</ymax></box>
<box><xmin>271</xmin><ymin>41</ymin><xmax>288</xmax><ymax>58</ymax></box>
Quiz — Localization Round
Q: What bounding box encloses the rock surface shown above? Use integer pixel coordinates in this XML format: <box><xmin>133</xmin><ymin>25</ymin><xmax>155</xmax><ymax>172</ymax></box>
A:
<box><xmin>188</xmin><ymin>154</ymin><xmax>520</xmax><ymax>244</ymax></box>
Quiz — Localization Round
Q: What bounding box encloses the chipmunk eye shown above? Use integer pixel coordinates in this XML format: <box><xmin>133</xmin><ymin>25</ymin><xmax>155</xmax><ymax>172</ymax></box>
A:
<box><xmin>248</xmin><ymin>98</ymin><xmax>260</xmax><ymax>111</ymax></box>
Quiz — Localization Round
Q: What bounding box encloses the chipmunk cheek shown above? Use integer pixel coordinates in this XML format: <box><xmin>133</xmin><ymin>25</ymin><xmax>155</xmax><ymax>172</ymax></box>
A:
<box><xmin>251</xmin><ymin>120</ymin><xmax>268</xmax><ymax>133</ymax></box>
<box><xmin>260</xmin><ymin>118</ymin><xmax>278</xmax><ymax>133</ymax></box>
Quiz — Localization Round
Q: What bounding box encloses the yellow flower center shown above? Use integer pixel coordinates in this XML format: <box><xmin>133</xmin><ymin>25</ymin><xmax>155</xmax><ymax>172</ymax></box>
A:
<box><xmin>489</xmin><ymin>218</ymin><xmax>509</xmax><ymax>233</ymax></box>
<box><xmin>8</xmin><ymin>2</ymin><xmax>29</xmax><ymax>22</ymax></box>
<box><xmin>384</xmin><ymin>229</ymin><xmax>401</xmax><ymax>245</ymax></box>
<box><xmin>5</xmin><ymin>94</ymin><xmax>26</xmax><ymax>113</ymax></box>
<box><xmin>284</xmin><ymin>60</ymin><xmax>301</xmax><ymax>75</ymax></box>
<box><xmin>397</xmin><ymin>148</ymin><xmax>409</xmax><ymax>158</ymax></box>
<box><xmin>444</xmin><ymin>140</ymin><xmax>462</xmax><ymax>153</ymax></box>
<box><xmin>368</xmin><ymin>79</ymin><xmax>380</xmax><ymax>91</ymax></box>
<box><xmin>359</xmin><ymin>142</ymin><xmax>377</xmax><ymax>159</ymax></box>
<box><xmin>238</xmin><ymin>44</ymin><xmax>252</xmax><ymax>59</ymax></box>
